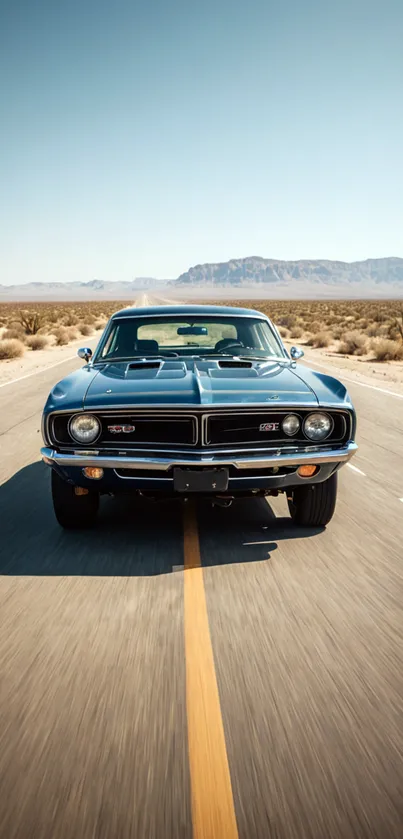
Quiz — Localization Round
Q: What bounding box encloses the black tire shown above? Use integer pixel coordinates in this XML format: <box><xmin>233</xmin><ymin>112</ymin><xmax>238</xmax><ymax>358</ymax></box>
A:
<box><xmin>287</xmin><ymin>472</ymin><xmax>338</xmax><ymax>527</ymax></box>
<box><xmin>51</xmin><ymin>469</ymin><xmax>99</xmax><ymax>529</ymax></box>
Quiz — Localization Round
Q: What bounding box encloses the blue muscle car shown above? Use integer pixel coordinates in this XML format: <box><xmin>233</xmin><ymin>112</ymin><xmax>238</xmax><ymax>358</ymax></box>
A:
<box><xmin>41</xmin><ymin>304</ymin><xmax>357</xmax><ymax>529</ymax></box>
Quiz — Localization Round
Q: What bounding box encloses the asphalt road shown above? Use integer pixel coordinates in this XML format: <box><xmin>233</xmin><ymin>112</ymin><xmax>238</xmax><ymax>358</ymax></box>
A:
<box><xmin>1</xmin><ymin>335</ymin><xmax>403</xmax><ymax>838</ymax></box>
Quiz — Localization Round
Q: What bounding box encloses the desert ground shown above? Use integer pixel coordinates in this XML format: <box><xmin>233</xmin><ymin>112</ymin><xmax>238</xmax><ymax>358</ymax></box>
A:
<box><xmin>0</xmin><ymin>301</ymin><xmax>123</xmax><ymax>384</ymax></box>
<box><xmin>1</xmin><ymin>297</ymin><xmax>403</xmax><ymax>392</ymax></box>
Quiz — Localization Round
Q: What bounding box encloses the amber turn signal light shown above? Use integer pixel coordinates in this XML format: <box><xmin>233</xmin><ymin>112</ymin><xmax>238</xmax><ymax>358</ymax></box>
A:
<box><xmin>83</xmin><ymin>467</ymin><xmax>104</xmax><ymax>480</ymax></box>
<box><xmin>297</xmin><ymin>464</ymin><xmax>318</xmax><ymax>478</ymax></box>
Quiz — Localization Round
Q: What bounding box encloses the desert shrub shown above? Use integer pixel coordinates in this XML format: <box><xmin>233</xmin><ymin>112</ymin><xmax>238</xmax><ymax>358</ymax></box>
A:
<box><xmin>392</xmin><ymin>310</ymin><xmax>403</xmax><ymax>339</ymax></box>
<box><xmin>307</xmin><ymin>321</ymin><xmax>323</xmax><ymax>334</ymax></box>
<box><xmin>366</xmin><ymin>323</ymin><xmax>383</xmax><ymax>338</ymax></box>
<box><xmin>366</xmin><ymin>323</ymin><xmax>389</xmax><ymax>339</ymax></box>
<box><xmin>373</xmin><ymin>309</ymin><xmax>388</xmax><ymax>323</ymax></box>
<box><xmin>66</xmin><ymin>327</ymin><xmax>79</xmax><ymax>340</ymax></box>
<box><xmin>63</xmin><ymin>314</ymin><xmax>79</xmax><ymax>327</ymax></box>
<box><xmin>26</xmin><ymin>335</ymin><xmax>49</xmax><ymax>351</ymax></box>
<box><xmin>3</xmin><ymin>328</ymin><xmax>27</xmax><ymax>341</ymax></box>
<box><xmin>52</xmin><ymin>327</ymin><xmax>70</xmax><ymax>346</ymax></box>
<box><xmin>47</xmin><ymin>310</ymin><xmax>60</xmax><ymax>323</ymax></box>
<box><xmin>338</xmin><ymin>330</ymin><xmax>368</xmax><ymax>356</ymax></box>
<box><xmin>277</xmin><ymin>314</ymin><xmax>297</xmax><ymax>328</ymax></box>
<box><xmin>17</xmin><ymin>310</ymin><xmax>44</xmax><ymax>334</ymax></box>
<box><xmin>314</xmin><ymin>331</ymin><xmax>331</xmax><ymax>348</ymax></box>
<box><xmin>290</xmin><ymin>326</ymin><xmax>304</xmax><ymax>339</ymax></box>
<box><xmin>306</xmin><ymin>331</ymin><xmax>331</xmax><ymax>348</ymax></box>
<box><xmin>0</xmin><ymin>339</ymin><xmax>25</xmax><ymax>359</ymax></box>
<box><xmin>94</xmin><ymin>319</ymin><xmax>107</xmax><ymax>330</ymax></box>
<box><xmin>278</xmin><ymin>327</ymin><xmax>289</xmax><ymax>338</ymax></box>
<box><xmin>78</xmin><ymin>323</ymin><xmax>93</xmax><ymax>336</ymax></box>
<box><xmin>371</xmin><ymin>338</ymin><xmax>403</xmax><ymax>361</ymax></box>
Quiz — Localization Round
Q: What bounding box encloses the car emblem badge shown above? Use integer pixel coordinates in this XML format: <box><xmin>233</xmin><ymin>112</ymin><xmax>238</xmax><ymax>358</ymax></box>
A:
<box><xmin>108</xmin><ymin>425</ymin><xmax>135</xmax><ymax>433</ymax></box>
<box><xmin>259</xmin><ymin>422</ymin><xmax>280</xmax><ymax>432</ymax></box>
<box><xmin>268</xmin><ymin>394</ymin><xmax>279</xmax><ymax>400</ymax></box>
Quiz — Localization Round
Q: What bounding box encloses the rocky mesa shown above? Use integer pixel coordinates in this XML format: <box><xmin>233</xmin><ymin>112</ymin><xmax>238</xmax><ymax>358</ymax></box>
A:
<box><xmin>173</xmin><ymin>256</ymin><xmax>403</xmax><ymax>288</ymax></box>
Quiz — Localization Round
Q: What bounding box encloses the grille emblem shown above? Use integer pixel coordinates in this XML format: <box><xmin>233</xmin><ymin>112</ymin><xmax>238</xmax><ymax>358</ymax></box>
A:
<box><xmin>259</xmin><ymin>422</ymin><xmax>280</xmax><ymax>432</ymax></box>
<box><xmin>108</xmin><ymin>424</ymin><xmax>135</xmax><ymax>434</ymax></box>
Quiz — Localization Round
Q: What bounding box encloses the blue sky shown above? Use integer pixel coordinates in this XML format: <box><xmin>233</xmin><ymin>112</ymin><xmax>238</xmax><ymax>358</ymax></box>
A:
<box><xmin>1</xmin><ymin>0</ymin><xmax>402</xmax><ymax>284</ymax></box>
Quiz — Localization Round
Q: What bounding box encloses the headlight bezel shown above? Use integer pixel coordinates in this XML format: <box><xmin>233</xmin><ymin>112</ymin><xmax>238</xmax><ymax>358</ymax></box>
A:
<box><xmin>303</xmin><ymin>411</ymin><xmax>334</xmax><ymax>442</ymax></box>
<box><xmin>281</xmin><ymin>414</ymin><xmax>301</xmax><ymax>436</ymax></box>
<box><xmin>68</xmin><ymin>413</ymin><xmax>102</xmax><ymax>444</ymax></box>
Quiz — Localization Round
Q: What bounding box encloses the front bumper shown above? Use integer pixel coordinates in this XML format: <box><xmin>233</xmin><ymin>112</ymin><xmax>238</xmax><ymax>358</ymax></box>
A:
<box><xmin>41</xmin><ymin>442</ymin><xmax>357</xmax><ymax>493</ymax></box>
<box><xmin>41</xmin><ymin>443</ymin><xmax>357</xmax><ymax>471</ymax></box>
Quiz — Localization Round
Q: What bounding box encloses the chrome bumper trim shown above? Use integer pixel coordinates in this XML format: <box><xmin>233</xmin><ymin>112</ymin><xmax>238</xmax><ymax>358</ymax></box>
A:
<box><xmin>41</xmin><ymin>442</ymin><xmax>357</xmax><ymax>471</ymax></box>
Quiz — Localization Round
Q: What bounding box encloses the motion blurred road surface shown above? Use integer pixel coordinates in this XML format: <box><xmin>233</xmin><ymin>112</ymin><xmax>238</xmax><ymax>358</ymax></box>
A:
<box><xmin>1</xmin><ymin>296</ymin><xmax>403</xmax><ymax>838</ymax></box>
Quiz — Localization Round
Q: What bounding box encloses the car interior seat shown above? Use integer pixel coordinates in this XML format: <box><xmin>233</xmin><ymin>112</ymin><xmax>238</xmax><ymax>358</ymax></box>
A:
<box><xmin>214</xmin><ymin>337</ymin><xmax>241</xmax><ymax>352</ymax></box>
<box><xmin>135</xmin><ymin>339</ymin><xmax>159</xmax><ymax>355</ymax></box>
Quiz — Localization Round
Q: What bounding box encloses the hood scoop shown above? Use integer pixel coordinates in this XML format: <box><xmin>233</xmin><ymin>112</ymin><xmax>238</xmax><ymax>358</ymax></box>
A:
<box><xmin>218</xmin><ymin>360</ymin><xmax>252</xmax><ymax>369</ymax></box>
<box><xmin>127</xmin><ymin>361</ymin><xmax>161</xmax><ymax>370</ymax></box>
<box><xmin>124</xmin><ymin>359</ymin><xmax>188</xmax><ymax>380</ymax></box>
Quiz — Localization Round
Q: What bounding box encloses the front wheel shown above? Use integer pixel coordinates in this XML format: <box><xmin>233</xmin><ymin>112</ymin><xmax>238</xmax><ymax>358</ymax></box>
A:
<box><xmin>287</xmin><ymin>472</ymin><xmax>338</xmax><ymax>527</ymax></box>
<box><xmin>51</xmin><ymin>469</ymin><xmax>99</xmax><ymax>529</ymax></box>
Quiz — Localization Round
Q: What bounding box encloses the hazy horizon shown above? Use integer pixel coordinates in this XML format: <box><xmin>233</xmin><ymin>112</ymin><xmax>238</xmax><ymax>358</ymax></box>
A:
<box><xmin>1</xmin><ymin>253</ymin><xmax>403</xmax><ymax>290</ymax></box>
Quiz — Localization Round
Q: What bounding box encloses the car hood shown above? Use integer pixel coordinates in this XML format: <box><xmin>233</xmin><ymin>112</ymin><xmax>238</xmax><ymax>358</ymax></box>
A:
<box><xmin>80</xmin><ymin>358</ymin><xmax>320</xmax><ymax>408</ymax></box>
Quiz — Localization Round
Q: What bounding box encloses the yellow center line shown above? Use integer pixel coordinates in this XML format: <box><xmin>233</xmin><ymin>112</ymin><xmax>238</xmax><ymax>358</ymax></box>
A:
<box><xmin>183</xmin><ymin>501</ymin><xmax>239</xmax><ymax>839</ymax></box>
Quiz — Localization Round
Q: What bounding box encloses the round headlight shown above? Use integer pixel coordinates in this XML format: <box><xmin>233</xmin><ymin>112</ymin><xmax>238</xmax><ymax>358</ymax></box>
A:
<box><xmin>282</xmin><ymin>414</ymin><xmax>300</xmax><ymax>436</ymax></box>
<box><xmin>69</xmin><ymin>414</ymin><xmax>101</xmax><ymax>444</ymax></box>
<box><xmin>303</xmin><ymin>412</ymin><xmax>332</xmax><ymax>441</ymax></box>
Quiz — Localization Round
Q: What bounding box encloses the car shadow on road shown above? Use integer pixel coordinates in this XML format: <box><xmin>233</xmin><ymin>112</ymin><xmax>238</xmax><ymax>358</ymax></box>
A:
<box><xmin>196</xmin><ymin>497</ymin><xmax>323</xmax><ymax>567</ymax></box>
<box><xmin>0</xmin><ymin>462</ymin><xmax>323</xmax><ymax>576</ymax></box>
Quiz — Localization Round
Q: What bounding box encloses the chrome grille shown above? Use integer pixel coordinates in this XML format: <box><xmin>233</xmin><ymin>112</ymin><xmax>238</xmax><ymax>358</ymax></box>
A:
<box><xmin>205</xmin><ymin>410</ymin><xmax>349</xmax><ymax>448</ymax></box>
<box><xmin>49</xmin><ymin>408</ymin><xmax>351</xmax><ymax>452</ymax></box>
<box><xmin>50</xmin><ymin>411</ymin><xmax>198</xmax><ymax>448</ymax></box>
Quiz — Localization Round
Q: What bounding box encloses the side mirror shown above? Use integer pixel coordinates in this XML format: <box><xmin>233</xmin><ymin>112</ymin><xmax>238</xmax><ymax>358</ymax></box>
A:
<box><xmin>290</xmin><ymin>346</ymin><xmax>304</xmax><ymax>361</ymax></box>
<box><xmin>78</xmin><ymin>347</ymin><xmax>92</xmax><ymax>362</ymax></box>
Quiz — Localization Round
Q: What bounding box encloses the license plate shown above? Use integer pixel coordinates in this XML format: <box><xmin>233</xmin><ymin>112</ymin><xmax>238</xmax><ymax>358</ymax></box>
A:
<box><xmin>173</xmin><ymin>468</ymin><xmax>229</xmax><ymax>493</ymax></box>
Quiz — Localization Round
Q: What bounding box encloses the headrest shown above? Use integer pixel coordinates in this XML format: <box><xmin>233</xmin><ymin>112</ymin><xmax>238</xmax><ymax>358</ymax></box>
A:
<box><xmin>135</xmin><ymin>339</ymin><xmax>159</xmax><ymax>354</ymax></box>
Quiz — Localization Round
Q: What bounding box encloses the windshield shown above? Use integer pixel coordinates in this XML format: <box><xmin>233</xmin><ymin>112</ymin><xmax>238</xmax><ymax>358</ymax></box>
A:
<box><xmin>94</xmin><ymin>315</ymin><xmax>286</xmax><ymax>361</ymax></box>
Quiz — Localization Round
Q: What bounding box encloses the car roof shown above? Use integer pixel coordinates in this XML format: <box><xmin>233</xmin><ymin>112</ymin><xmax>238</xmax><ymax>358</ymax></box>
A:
<box><xmin>111</xmin><ymin>304</ymin><xmax>268</xmax><ymax>319</ymax></box>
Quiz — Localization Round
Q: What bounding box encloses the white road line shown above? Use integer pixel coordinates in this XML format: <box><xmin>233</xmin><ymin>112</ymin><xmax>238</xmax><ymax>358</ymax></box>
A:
<box><xmin>0</xmin><ymin>355</ymin><xmax>77</xmax><ymax>389</ymax></box>
<box><xmin>347</xmin><ymin>463</ymin><xmax>367</xmax><ymax>476</ymax></box>
<box><xmin>301</xmin><ymin>360</ymin><xmax>403</xmax><ymax>400</ymax></box>
<box><xmin>338</xmin><ymin>377</ymin><xmax>403</xmax><ymax>400</ymax></box>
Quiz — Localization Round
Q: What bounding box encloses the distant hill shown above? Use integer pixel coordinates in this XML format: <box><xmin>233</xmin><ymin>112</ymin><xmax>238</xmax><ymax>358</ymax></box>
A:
<box><xmin>0</xmin><ymin>277</ymin><xmax>167</xmax><ymax>300</ymax></box>
<box><xmin>173</xmin><ymin>256</ymin><xmax>403</xmax><ymax>289</ymax></box>
<box><xmin>1</xmin><ymin>257</ymin><xmax>403</xmax><ymax>300</ymax></box>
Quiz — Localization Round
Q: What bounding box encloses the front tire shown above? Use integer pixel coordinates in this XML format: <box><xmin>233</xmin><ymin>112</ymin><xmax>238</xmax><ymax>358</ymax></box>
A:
<box><xmin>287</xmin><ymin>472</ymin><xmax>337</xmax><ymax>527</ymax></box>
<box><xmin>51</xmin><ymin>469</ymin><xmax>99</xmax><ymax>529</ymax></box>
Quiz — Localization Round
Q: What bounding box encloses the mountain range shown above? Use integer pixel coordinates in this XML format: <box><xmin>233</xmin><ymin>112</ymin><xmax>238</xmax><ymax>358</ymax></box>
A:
<box><xmin>175</xmin><ymin>256</ymin><xmax>403</xmax><ymax>288</ymax></box>
<box><xmin>1</xmin><ymin>257</ymin><xmax>403</xmax><ymax>299</ymax></box>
